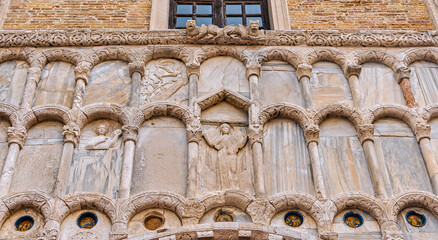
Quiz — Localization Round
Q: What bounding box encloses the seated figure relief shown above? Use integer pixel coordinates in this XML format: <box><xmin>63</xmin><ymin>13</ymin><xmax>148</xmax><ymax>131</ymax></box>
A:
<box><xmin>203</xmin><ymin>123</ymin><xmax>247</xmax><ymax>190</ymax></box>
<box><xmin>85</xmin><ymin>124</ymin><xmax>122</xmax><ymax>150</ymax></box>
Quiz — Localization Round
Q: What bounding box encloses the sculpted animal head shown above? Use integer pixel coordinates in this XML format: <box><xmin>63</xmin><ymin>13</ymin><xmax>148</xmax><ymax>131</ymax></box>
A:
<box><xmin>249</xmin><ymin>20</ymin><xmax>260</xmax><ymax>35</ymax></box>
<box><xmin>186</xmin><ymin>20</ymin><xmax>197</xmax><ymax>33</ymax></box>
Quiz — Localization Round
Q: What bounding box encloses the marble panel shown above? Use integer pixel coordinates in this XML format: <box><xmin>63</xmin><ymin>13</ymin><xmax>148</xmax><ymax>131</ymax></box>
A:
<box><xmin>333</xmin><ymin>209</ymin><xmax>381</xmax><ymax>240</ymax></box>
<box><xmin>359</xmin><ymin>63</ymin><xmax>405</xmax><ymax>107</ymax></box>
<box><xmin>199</xmin><ymin>207</ymin><xmax>251</xmax><ymax>224</ymax></box>
<box><xmin>310</xmin><ymin>62</ymin><xmax>353</xmax><ymax>108</ymax></box>
<box><xmin>374</xmin><ymin>119</ymin><xmax>432</xmax><ymax>195</ymax></box>
<box><xmin>0</xmin><ymin>120</ymin><xmax>10</xmax><ymax>174</ymax></box>
<box><xmin>270</xmin><ymin>209</ymin><xmax>318</xmax><ymax>237</ymax></box>
<box><xmin>85</xmin><ymin>61</ymin><xmax>131</xmax><ymax>106</ymax></box>
<box><xmin>131</xmin><ymin>117</ymin><xmax>187</xmax><ymax>196</ymax></box>
<box><xmin>199</xmin><ymin>57</ymin><xmax>249</xmax><ymax>98</ymax></box>
<box><xmin>0</xmin><ymin>209</ymin><xmax>44</xmax><ymax>239</ymax></box>
<box><xmin>201</xmin><ymin>101</ymin><xmax>248</xmax><ymax>124</ymax></box>
<box><xmin>142</xmin><ymin>59</ymin><xmax>188</xmax><ymax>105</ymax></box>
<box><xmin>263</xmin><ymin>119</ymin><xmax>315</xmax><ymax>195</ymax></box>
<box><xmin>10</xmin><ymin>121</ymin><xmax>64</xmax><ymax>195</ymax></box>
<box><xmin>59</xmin><ymin>210</ymin><xmax>111</xmax><ymax>240</ymax></box>
<box><xmin>260</xmin><ymin>61</ymin><xmax>302</xmax><ymax>106</ymax></box>
<box><xmin>33</xmin><ymin>61</ymin><xmax>76</xmax><ymax>107</ymax></box>
<box><xmin>397</xmin><ymin>207</ymin><xmax>438</xmax><ymax>240</ymax></box>
<box><xmin>127</xmin><ymin>208</ymin><xmax>182</xmax><ymax>237</ymax></box>
<box><xmin>66</xmin><ymin>120</ymin><xmax>123</xmax><ymax>199</ymax></box>
<box><xmin>198</xmin><ymin>124</ymin><xmax>254</xmax><ymax>195</ymax></box>
<box><xmin>318</xmin><ymin>118</ymin><xmax>374</xmax><ymax>197</ymax></box>
<box><xmin>0</xmin><ymin>60</ymin><xmax>28</xmax><ymax>106</ymax></box>
<box><xmin>409</xmin><ymin>61</ymin><xmax>438</xmax><ymax>107</ymax></box>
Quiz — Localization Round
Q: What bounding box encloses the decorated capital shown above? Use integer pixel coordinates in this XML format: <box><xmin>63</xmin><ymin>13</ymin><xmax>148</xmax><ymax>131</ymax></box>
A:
<box><xmin>62</xmin><ymin>124</ymin><xmax>80</xmax><ymax>146</ymax></box>
<box><xmin>122</xmin><ymin>125</ymin><xmax>139</xmax><ymax>142</ymax></box>
<box><xmin>128</xmin><ymin>61</ymin><xmax>145</xmax><ymax>77</ymax></box>
<box><xmin>297</xmin><ymin>63</ymin><xmax>313</xmax><ymax>80</ymax></box>
<box><xmin>7</xmin><ymin>126</ymin><xmax>27</xmax><ymax>149</ymax></box>
<box><xmin>357</xmin><ymin>124</ymin><xmax>375</xmax><ymax>144</ymax></box>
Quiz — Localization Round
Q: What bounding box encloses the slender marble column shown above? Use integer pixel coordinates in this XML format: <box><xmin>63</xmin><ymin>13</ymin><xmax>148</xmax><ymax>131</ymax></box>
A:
<box><xmin>395</xmin><ymin>67</ymin><xmax>417</xmax><ymax>108</ymax></box>
<box><xmin>72</xmin><ymin>63</ymin><xmax>91</xmax><ymax>110</ymax></box>
<box><xmin>0</xmin><ymin>127</ymin><xmax>26</xmax><ymax>197</ymax></box>
<box><xmin>187</xmin><ymin>66</ymin><xmax>200</xmax><ymax>109</ymax></box>
<box><xmin>296</xmin><ymin>64</ymin><xmax>313</xmax><ymax>109</ymax></box>
<box><xmin>128</xmin><ymin>61</ymin><xmax>145</xmax><ymax>107</ymax></box>
<box><xmin>304</xmin><ymin>126</ymin><xmax>327</xmax><ymax>199</ymax></box>
<box><xmin>54</xmin><ymin>125</ymin><xmax>79</xmax><ymax>197</ymax></box>
<box><xmin>416</xmin><ymin>124</ymin><xmax>438</xmax><ymax>194</ymax></box>
<box><xmin>249</xmin><ymin>124</ymin><xmax>266</xmax><ymax>197</ymax></box>
<box><xmin>20</xmin><ymin>67</ymin><xmax>42</xmax><ymax>109</ymax></box>
<box><xmin>118</xmin><ymin>125</ymin><xmax>138</xmax><ymax>199</ymax></box>
<box><xmin>186</xmin><ymin>125</ymin><xmax>202</xmax><ymax>198</ymax></box>
<box><xmin>346</xmin><ymin>64</ymin><xmax>364</xmax><ymax>108</ymax></box>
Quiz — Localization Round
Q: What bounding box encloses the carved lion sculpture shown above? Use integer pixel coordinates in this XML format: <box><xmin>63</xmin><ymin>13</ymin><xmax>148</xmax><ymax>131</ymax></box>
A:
<box><xmin>224</xmin><ymin>20</ymin><xmax>264</xmax><ymax>41</ymax></box>
<box><xmin>186</xmin><ymin>20</ymin><xmax>220</xmax><ymax>41</ymax></box>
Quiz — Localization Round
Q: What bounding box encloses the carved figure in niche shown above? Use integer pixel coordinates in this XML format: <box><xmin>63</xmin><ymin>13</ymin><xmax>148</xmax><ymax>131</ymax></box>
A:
<box><xmin>85</xmin><ymin>124</ymin><xmax>122</xmax><ymax>150</ymax></box>
<box><xmin>141</xmin><ymin>59</ymin><xmax>188</xmax><ymax>104</ymax></box>
<box><xmin>203</xmin><ymin>123</ymin><xmax>247</xmax><ymax>190</ymax></box>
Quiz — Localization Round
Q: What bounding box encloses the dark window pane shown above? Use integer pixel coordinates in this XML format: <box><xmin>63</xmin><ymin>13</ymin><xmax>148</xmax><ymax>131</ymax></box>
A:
<box><xmin>197</xmin><ymin>17</ymin><xmax>212</xmax><ymax>26</ymax></box>
<box><xmin>247</xmin><ymin>17</ymin><xmax>263</xmax><ymax>27</ymax></box>
<box><xmin>226</xmin><ymin>5</ymin><xmax>242</xmax><ymax>14</ymax></box>
<box><xmin>176</xmin><ymin>17</ymin><xmax>192</xmax><ymax>27</ymax></box>
<box><xmin>196</xmin><ymin>5</ymin><xmax>212</xmax><ymax>14</ymax></box>
<box><xmin>177</xmin><ymin>4</ymin><xmax>192</xmax><ymax>14</ymax></box>
<box><xmin>227</xmin><ymin>17</ymin><xmax>243</xmax><ymax>26</ymax></box>
<box><xmin>245</xmin><ymin>4</ymin><xmax>261</xmax><ymax>14</ymax></box>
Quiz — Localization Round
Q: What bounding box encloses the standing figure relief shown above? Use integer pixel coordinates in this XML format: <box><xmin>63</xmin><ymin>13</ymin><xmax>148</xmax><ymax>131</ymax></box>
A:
<box><xmin>85</xmin><ymin>124</ymin><xmax>122</xmax><ymax>150</ymax></box>
<box><xmin>203</xmin><ymin>123</ymin><xmax>248</xmax><ymax>190</ymax></box>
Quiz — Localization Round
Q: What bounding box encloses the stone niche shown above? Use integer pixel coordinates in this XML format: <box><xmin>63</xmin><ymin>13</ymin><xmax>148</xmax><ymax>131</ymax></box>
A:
<box><xmin>373</xmin><ymin>119</ymin><xmax>432</xmax><ymax>195</ymax></box>
<box><xmin>360</xmin><ymin>63</ymin><xmax>405</xmax><ymax>107</ymax></box>
<box><xmin>333</xmin><ymin>209</ymin><xmax>381</xmax><ymax>239</ymax></box>
<box><xmin>409</xmin><ymin>60</ymin><xmax>438</xmax><ymax>107</ymax></box>
<box><xmin>310</xmin><ymin>61</ymin><xmax>353</xmax><ymax>108</ymax></box>
<box><xmin>263</xmin><ymin>118</ymin><xmax>315</xmax><ymax>196</ymax></box>
<box><xmin>84</xmin><ymin>61</ymin><xmax>131</xmax><ymax>106</ymax></box>
<box><xmin>10</xmin><ymin>121</ymin><xmax>64</xmax><ymax>195</ymax></box>
<box><xmin>141</xmin><ymin>59</ymin><xmax>189</xmax><ymax>105</ymax></box>
<box><xmin>199</xmin><ymin>206</ymin><xmax>251</xmax><ymax>224</ymax></box>
<box><xmin>318</xmin><ymin>118</ymin><xmax>374</xmax><ymax>197</ymax></box>
<box><xmin>0</xmin><ymin>208</ymin><xmax>44</xmax><ymax>239</ymax></box>
<box><xmin>0</xmin><ymin>60</ymin><xmax>28</xmax><ymax>106</ymax></box>
<box><xmin>260</xmin><ymin>60</ymin><xmax>302</xmax><ymax>107</ymax></box>
<box><xmin>270</xmin><ymin>209</ymin><xmax>318</xmax><ymax>237</ymax></box>
<box><xmin>199</xmin><ymin>56</ymin><xmax>249</xmax><ymax>98</ymax></box>
<box><xmin>59</xmin><ymin>210</ymin><xmax>111</xmax><ymax>240</ymax></box>
<box><xmin>127</xmin><ymin>208</ymin><xmax>182</xmax><ymax>237</ymax></box>
<box><xmin>131</xmin><ymin>117</ymin><xmax>187</xmax><ymax>196</ymax></box>
<box><xmin>397</xmin><ymin>207</ymin><xmax>438</xmax><ymax>239</ymax></box>
<box><xmin>0</xmin><ymin>120</ymin><xmax>11</xmax><ymax>174</ymax></box>
<box><xmin>33</xmin><ymin>61</ymin><xmax>76</xmax><ymax>107</ymax></box>
<box><xmin>66</xmin><ymin>120</ymin><xmax>123</xmax><ymax>199</ymax></box>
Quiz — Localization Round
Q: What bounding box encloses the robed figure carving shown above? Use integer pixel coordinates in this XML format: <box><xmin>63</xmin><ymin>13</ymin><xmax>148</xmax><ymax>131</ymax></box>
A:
<box><xmin>203</xmin><ymin>123</ymin><xmax>247</xmax><ymax>190</ymax></box>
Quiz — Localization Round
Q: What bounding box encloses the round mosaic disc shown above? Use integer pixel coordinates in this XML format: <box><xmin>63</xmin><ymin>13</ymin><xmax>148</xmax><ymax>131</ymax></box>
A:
<box><xmin>284</xmin><ymin>211</ymin><xmax>303</xmax><ymax>227</ymax></box>
<box><xmin>77</xmin><ymin>212</ymin><xmax>98</xmax><ymax>229</ymax></box>
<box><xmin>15</xmin><ymin>216</ymin><xmax>34</xmax><ymax>232</ymax></box>
<box><xmin>343</xmin><ymin>212</ymin><xmax>363</xmax><ymax>228</ymax></box>
<box><xmin>406</xmin><ymin>211</ymin><xmax>426</xmax><ymax>227</ymax></box>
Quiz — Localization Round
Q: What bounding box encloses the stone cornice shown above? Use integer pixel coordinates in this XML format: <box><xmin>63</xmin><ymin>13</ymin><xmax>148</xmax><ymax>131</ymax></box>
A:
<box><xmin>0</xmin><ymin>29</ymin><xmax>437</xmax><ymax>47</ymax></box>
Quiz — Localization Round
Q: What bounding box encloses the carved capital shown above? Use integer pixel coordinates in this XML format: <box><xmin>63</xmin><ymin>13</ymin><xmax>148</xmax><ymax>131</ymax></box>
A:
<box><xmin>38</xmin><ymin>220</ymin><xmax>59</xmax><ymax>240</ymax></box>
<box><xmin>186</xmin><ymin>125</ymin><xmax>202</xmax><ymax>143</ymax></box>
<box><xmin>62</xmin><ymin>124</ymin><xmax>80</xmax><ymax>146</ymax></box>
<box><xmin>346</xmin><ymin>64</ymin><xmax>362</xmax><ymax>78</ymax></box>
<box><xmin>394</xmin><ymin>66</ymin><xmax>411</xmax><ymax>84</ymax></box>
<box><xmin>122</xmin><ymin>125</ymin><xmax>139</xmax><ymax>142</ymax></box>
<box><xmin>246</xmin><ymin>65</ymin><xmax>261</xmax><ymax>78</ymax></box>
<box><xmin>296</xmin><ymin>63</ymin><xmax>312</xmax><ymax>80</ymax></box>
<box><xmin>74</xmin><ymin>64</ymin><xmax>91</xmax><ymax>84</ymax></box>
<box><xmin>319</xmin><ymin>232</ymin><xmax>339</xmax><ymax>240</ymax></box>
<box><xmin>186</xmin><ymin>66</ymin><xmax>200</xmax><ymax>77</ymax></box>
<box><xmin>128</xmin><ymin>61</ymin><xmax>145</xmax><ymax>77</ymax></box>
<box><xmin>7</xmin><ymin>127</ymin><xmax>27</xmax><ymax>149</ymax></box>
<box><xmin>248</xmin><ymin>124</ymin><xmax>263</xmax><ymax>146</ymax></box>
<box><xmin>357</xmin><ymin>124</ymin><xmax>375</xmax><ymax>144</ymax></box>
<box><xmin>304</xmin><ymin>125</ymin><xmax>319</xmax><ymax>145</ymax></box>
<box><xmin>415</xmin><ymin>123</ymin><xmax>431</xmax><ymax>142</ymax></box>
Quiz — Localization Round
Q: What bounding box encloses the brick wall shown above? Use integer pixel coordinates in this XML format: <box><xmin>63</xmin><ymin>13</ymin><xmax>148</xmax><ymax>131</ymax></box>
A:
<box><xmin>287</xmin><ymin>0</ymin><xmax>433</xmax><ymax>30</ymax></box>
<box><xmin>2</xmin><ymin>0</ymin><xmax>152</xmax><ymax>30</ymax></box>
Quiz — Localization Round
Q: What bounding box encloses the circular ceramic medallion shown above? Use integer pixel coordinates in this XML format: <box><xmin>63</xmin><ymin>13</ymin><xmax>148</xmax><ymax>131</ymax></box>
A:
<box><xmin>15</xmin><ymin>216</ymin><xmax>34</xmax><ymax>232</ymax></box>
<box><xmin>343</xmin><ymin>212</ymin><xmax>363</xmax><ymax>228</ymax></box>
<box><xmin>284</xmin><ymin>211</ymin><xmax>303</xmax><ymax>227</ymax></box>
<box><xmin>144</xmin><ymin>215</ymin><xmax>165</xmax><ymax>230</ymax></box>
<box><xmin>406</xmin><ymin>211</ymin><xmax>426</xmax><ymax>227</ymax></box>
<box><xmin>77</xmin><ymin>212</ymin><xmax>98</xmax><ymax>229</ymax></box>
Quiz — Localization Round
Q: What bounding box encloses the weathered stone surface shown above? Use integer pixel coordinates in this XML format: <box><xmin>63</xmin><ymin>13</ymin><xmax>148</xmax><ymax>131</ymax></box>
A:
<box><xmin>0</xmin><ymin>60</ymin><xmax>27</xmax><ymax>106</ymax></box>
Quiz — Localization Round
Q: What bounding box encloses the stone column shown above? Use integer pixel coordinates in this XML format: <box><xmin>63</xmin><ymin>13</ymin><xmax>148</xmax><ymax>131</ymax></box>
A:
<box><xmin>415</xmin><ymin>123</ymin><xmax>438</xmax><ymax>194</ymax></box>
<box><xmin>345</xmin><ymin>64</ymin><xmax>364</xmax><ymax>108</ymax></box>
<box><xmin>304</xmin><ymin>125</ymin><xmax>327</xmax><ymax>199</ymax></box>
<box><xmin>247</xmin><ymin>65</ymin><xmax>261</xmax><ymax>108</ymax></box>
<box><xmin>357</xmin><ymin>124</ymin><xmax>388</xmax><ymax>198</ymax></box>
<box><xmin>248</xmin><ymin>124</ymin><xmax>266</xmax><ymax>197</ymax></box>
<box><xmin>54</xmin><ymin>124</ymin><xmax>80</xmax><ymax>197</ymax></box>
<box><xmin>0</xmin><ymin>127</ymin><xmax>26</xmax><ymax>197</ymax></box>
<box><xmin>297</xmin><ymin>64</ymin><xmax>313</xmax><ymax>109</ymax></box>
<box><xmin>118</xmin><ymin>125</ymin><xmax>139</xmax><ymax>199</ymax></box>
<box><xmin>20</xmin><ymin>67</ymin><xmax>42</xmax><ymax>109</ymax></box>
<box><xmin>187</xmin><ymin>66</ymin><xmax>200</xmax><ymax>108</ymax></box>
<box><xmin>128</xmin><ymin>61</ymin><xmax>145</xmax><ymax>107</ymax></box>
<box><xmin>72</xmin><ymin>63</ymin><xmax>91</xmax><ymax>110</ymax></box>
<box><xmin>186</xmin><ymin>124</ymin><xmax>202</xmax><ymax>198</ymax></box>
<box><xmin>395</xmin><ymin>67</ymin><xmax>417</xmax><ymax>108</ymax></box>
